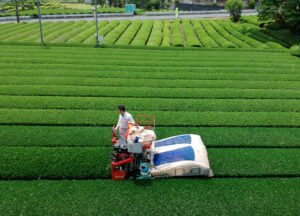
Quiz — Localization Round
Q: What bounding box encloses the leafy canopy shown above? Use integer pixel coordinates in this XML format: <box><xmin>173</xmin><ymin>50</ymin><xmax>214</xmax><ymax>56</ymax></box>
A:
<box><xmin>226</xmin><ymin>0</ymin><xmax>244</xmax><ymax>22</ymax></box>
<box><xmin>258</xmin><ymin>0</ymin><xmax>300</xmax><ymax>34</ymax></box>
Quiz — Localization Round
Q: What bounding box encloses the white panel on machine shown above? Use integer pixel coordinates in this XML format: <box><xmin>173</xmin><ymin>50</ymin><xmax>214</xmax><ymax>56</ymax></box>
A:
<box><xmin>148</xmin><ymin>134</ymin><xmax>213</xmax><ymax>177</ymax></box>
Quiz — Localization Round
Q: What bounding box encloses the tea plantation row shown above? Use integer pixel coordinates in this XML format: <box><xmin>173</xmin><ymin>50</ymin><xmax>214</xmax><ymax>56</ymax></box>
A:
<box><xmin>0</xmin><ymin>44</ymin><xmax>299</xmax><ymax>215</ymax></box>
<box><xmin>0</xmin><ymin>19</ymin><xmax>298</xmax><ymax>48</ymax></box>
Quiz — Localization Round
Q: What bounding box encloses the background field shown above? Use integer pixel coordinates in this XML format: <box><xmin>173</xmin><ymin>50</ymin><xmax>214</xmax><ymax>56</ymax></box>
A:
<box><xmin>0</xmin><ymin>18</ymin><xmax>298</xmax><ymax>49</ymax></box>
<box><xmin>0</xmin><ymin>44</ymin><xmax>299</xmax><ymax>214</ymax></box>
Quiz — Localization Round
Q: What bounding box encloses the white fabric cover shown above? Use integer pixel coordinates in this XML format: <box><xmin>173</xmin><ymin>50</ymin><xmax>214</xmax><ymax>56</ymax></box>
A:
<box><xmin>148</xmin><ymin>134</ymin><xmax>213</xmax><ymax>177</ymax></box>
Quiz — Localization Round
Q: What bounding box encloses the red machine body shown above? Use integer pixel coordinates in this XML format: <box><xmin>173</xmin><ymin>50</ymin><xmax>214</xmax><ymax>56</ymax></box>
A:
<box><xmin>111</xmin><ymin>115</ymin><xmax>155</xmax><ymax>180</ymax></box>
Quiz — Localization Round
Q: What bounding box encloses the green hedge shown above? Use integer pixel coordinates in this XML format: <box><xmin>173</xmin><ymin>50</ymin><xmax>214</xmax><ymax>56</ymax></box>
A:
<box><xmin>3</xmin><ymin>55</ymin><xmax>298</xmax><ymax>69</ymax></box>
<box><xmin>1</xmin><ymin>85</ymin><xmax>299</xmax><ymax>99</ymax></box>
<box><xmin>161</xmin><ymin>20</ymin><xmax>171</xmax><ymax>47</ymax></box>
<box><xmin>209</xmin><ymin>21</ymin><xmax>251</xmax><ymax>48</ymax></box>
<box><xmin>0</xmin><ymin>109</ymin><xmax>299</xmax><ymax>126</ymax></box>
<box><xmin>104</xmin><ymin>20</ymin><xmax>131</xmax><ymax>45</ymax></box>
<box><xmin>2</xmin><ymin>22</ymin><xmax>53</xmax><ymax>42</ymax></box>
<box><xmin>147</xmin><ymin>20</ymin><xmax>163</xmax><ymax>46</ymax></box>
<box><xmin>0</xmin><ymin>178</ymin><xmax>298</xmax><ymax>215</ymax></box>
<box><xmin>171</xmin><ymin>20</ymin><xmax>184</xmax><ymax>47</ymax></box>
<box><xmin>190</xmin><ymin>19</ymin><xmax>219</xmax><ymax>48</ymax></box>
<box><xmin>0</xmin><ymin>147</ymin><xmax>298</xmax><ymax>179</ymax></box>
<box><xmin>0</xmin><ymin>22</ymin><xmax>38</xmax><ymax>41</ymax></box>
<box><xmin>52</xmin><ymin>21</ymin><xmax>93</xmax><ymax>43</ymax></box>
<box><xmin>83</xmin><ymin>20</ymin><xmax>120</xmax><ymax>44</ymax></box>
<box><xmin>67</xmin><ymin>21</ymin><xmax>101</xmax><ymax>43</ymax></box>
<box><xmin>200</xmin><ymin>20</ymin><xmax>235</xmax><ymax>48</ymax></box>
<box><xmin>233</xmin><ymin>23</ymin><xmax>285</xmax><ymax>49</ymax></box>
<box><xmin>115</xmin><ymin>20</ymin><xmax>142</xmax><ymax>45</ymax></box>
<box><xmin>1</xmin><ymin>96</ymin><xmax>299</xmax><ymax>112</ymax></box>
<box><xmin>3</xmin><ymin>67</ymin><xmax>299</xmax><ymax>81</ymax></box>
<box><xmin>181</xmin><ymin>20</ymin><xmax>201</xmax><ymax>47</ymax></box>
<box><xmin>217</xmin><ymin>21</ymin><xmax>269</xmax><ymax>49</ymax></box>
<box><xmin>42</xmin><ymin>21</ymin><xmax>79</xmax><ymax>43</ymax></box>
<box><xmin>0</xmin><ymin>147</ymin><xmax>111</xmax><ymax>179</ymax></box>
<box><xmin>1</xmin><ymin>76</ymin><xmax>298</xmax><ymax>90</ymax></box>
<box><xmin>21</xmin><ymin>22</ymin><xmax>65</xmax><ymax>42</ymax></box>
<box><xmin>1</xmin><ymin>126</ymin><xmax>300</xmax><ymax>147</ymax></box>
<box><xmin>131</xmin><ymin>20</ymin><xmax>153</xmax><ymax>46</ymax></box>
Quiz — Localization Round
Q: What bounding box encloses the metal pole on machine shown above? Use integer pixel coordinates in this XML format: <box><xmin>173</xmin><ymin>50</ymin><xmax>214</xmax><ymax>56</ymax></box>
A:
<box><xmin>37</xmin><ymin>0</ymin><xmax>44</xmax><ymax>43</ymax></box>
<box><xmin>95</xmin><ymin>0</ymin><xmax>99</xmax><ymax>48</ymax></box>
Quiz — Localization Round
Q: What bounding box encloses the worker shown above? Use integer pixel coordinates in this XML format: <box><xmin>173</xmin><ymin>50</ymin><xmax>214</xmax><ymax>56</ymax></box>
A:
<box><xmin>113</xmin><ymin>105</ymin><xmax>135</xmax><ymax>152</ymax></box>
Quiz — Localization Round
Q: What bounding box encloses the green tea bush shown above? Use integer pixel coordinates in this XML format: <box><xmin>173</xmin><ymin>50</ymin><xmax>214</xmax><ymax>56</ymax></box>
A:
<box><xmin>2</xmin><ymin>22</ymin><xmax>53</xmax><ymax>42</ymax></box>
<box><xmin>0</xmin><ymin>22</ymin><xmax>37</xmax><ymax>41</ymax></box>
<box><xmin>115</xmin><ymin>20</ymin><xmax>142</xmax><ymax>45</ymax></box>
<box><xmin>1</xmin><ymin>126</ymin><xmax>300</xmax><ymax>148</ymax></box>
<box><xmin>171</xmin><ymin>20</ymin><xmax>184</xmax><ymax>47</ymax></box>
<box><xmin>181</xmin><ymin>20</ymin><xmax>201</xmax><ymax>47</ymax></box>
<box><xmin>190</xmin><ymin>19</ymin><xmax>219</xmax><ymax>48</ymax></box>
<box><xmin>104</xmin><ymin>20</ymin><xmax>131</xmax><ymax>45</ymax></box>
<box><xmin>1</xmin><ymin>95</ymin><xmax>299</xmax><ymax>112</ymax></box>
<box><xmin>218</xmin><ymin>21</ymin><xmax>268</xmax><ymax>48</ymax></box>
<box><xmin>209</xmin><ymin>21</ymin><xmax>248</xmax><ymax>48</ymax></box>
<box><xmin>83</xmin><ymin>20</ymin><xmax>120</xmax><ymax>44</ymax></box>
<box><xmin>199</xmin><ymin>21</ymin><xmax>236</xmax><ymax>48</ymax></box>
<box><xmin>233</xmin><ymin>23</ymin><xmax>285</xmax><ymax>49</ymax></box>
<box><xmin>43</xmin><ymin>21</ymin><xmax>78</xmax><ymax>42</ymax></box>
<box><xmin>53</xmin><ymin>21</ymin><xmax>91</xmax><ymax>43</ymax></box>
<box><xmin>147</xmin><ymin>20</ymin><xmax>163</xmax><ymax>46</ymax></box>
<box><xmin>1</xmin><ymin>85</ymin><xmax>299</xmax><ymax>99</ymax></box>
<box><xmin>21</xmin><ymin>22</ymin><xmax>65</xmax><ymax>42</ymax></box>
<box><xmin>161</xmin><ymin>20</ymin><xmax>171</xmax><ymax>47</ymax></box>
<box><xmin>0</xmin><ymin>147</ymin><xmax>298</xmax><ymax>179</ymax></box>
<box><xmin>1</xmin><ymin>76</ymin><xmax>298</xmax><ymax>90</ymax></box>
<box><xmin>67</xmin><ymin>21</ymin><xmax>108</xmax><ymax>43</ymax></box>
<box><xmin>131</xmin><ymin>20</ymin><xmax>153</xmax><ymax>46</ymax></box>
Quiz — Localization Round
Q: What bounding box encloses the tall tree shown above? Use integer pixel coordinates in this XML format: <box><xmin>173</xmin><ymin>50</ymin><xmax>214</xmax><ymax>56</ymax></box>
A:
<box><xmin>258</xmin><ymin>0</ymin><xmax>300</xmax><ymax>33</ymax></box>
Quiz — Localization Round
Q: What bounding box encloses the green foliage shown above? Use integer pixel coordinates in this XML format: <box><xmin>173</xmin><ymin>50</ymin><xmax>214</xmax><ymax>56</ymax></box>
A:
<box><xmin>0</xmin><ymin>178</ymin><xmax>299</xmax><ymax>215</ymax></box>
<box><xmin>115</xmin><ymin>20</ymin><xmax>142</xmax><ymax>45</ymax></box>
<box><xmin>161</xmin><ymin>20</ymin><xmax>171</xmax><ymax>46</ymax></box>
<box><xmin>1</xmin><ymin>95</ymin><xmax>300</xmax><ymax>112</ymax></box>
<box><xmin>226</xmin><ymin>0</ymin><xmax>244</xmax><ymax>22</ymax></box>
<box><xmin>0</xmin><ymin>147</ymin><xmax>298</xmax><ymax>179</ymax></box>
<box><xmin>181</xmin><ymin>20</ymin><xmax>201</xmax><ymax>47</ymax></box>
<box><xmin>131</xmin><ymin>20</ymin><xmax>153</xmax><ymax>46</ymax></box>
<box><xmin>248</xmin><ymin>0</ymin><xmax>256</xmax><ymax>9</ymax></box>
<box><xmin>104</xmin><ymin>20</ymin><xmax>131</xmax><ymax>45</ymax></box>
<box><xmin>0</xmin><ymin>147</ymin><xmax>111</xmax><ymax>179</ymax></box>
<box><xmin>147</xmin><ymin>20</ymin><xmax>163</xmax><ymax>46</ymax></box>
<box><xmin>199</xmin><ymin>20</ymin><xmax>236</xmax><ymax>48</ymax></box>
<box><xmin>190</xmin><ymin>19</ymin><xmax>219</xmax><ymax>48</ymax></box>
<box><xmin>0</xmin><ymin>19</ymin><xmax>293</xmax><ymax>49</ymax></box>
<box><xmin>1</xmin><ymin>126</ymin><xmax>300</xmax><ymax>148</ymax></box>
<box><xmin>258</xmin><ymin>0</ymin><xmax>300</xmax><ymax>34</ymax></box>
<box><xmin>171</xmin><ymin>20</ymin><xmax>184</xmax><ymax>47</ymax></box>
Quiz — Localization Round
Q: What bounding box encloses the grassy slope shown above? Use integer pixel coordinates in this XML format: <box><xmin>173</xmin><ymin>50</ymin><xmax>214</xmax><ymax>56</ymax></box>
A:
<box><xmin>0</xmin><ymin>178</ymin><xmax>299</xmax><ymax>215</ymax></box>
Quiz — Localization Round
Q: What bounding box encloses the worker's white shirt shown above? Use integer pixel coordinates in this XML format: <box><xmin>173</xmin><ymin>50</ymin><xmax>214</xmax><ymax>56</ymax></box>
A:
<box><xmin>116</xmin><ymin>112</ymin><xmax>135</xmax><ymax>130</ymax></box>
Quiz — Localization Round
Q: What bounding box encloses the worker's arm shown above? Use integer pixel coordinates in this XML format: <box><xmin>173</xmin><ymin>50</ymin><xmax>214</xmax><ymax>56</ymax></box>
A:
<box><xmin>128</xmin><ymin>113</ymin><xmax>135</xmax><ymax>124</ymax></box>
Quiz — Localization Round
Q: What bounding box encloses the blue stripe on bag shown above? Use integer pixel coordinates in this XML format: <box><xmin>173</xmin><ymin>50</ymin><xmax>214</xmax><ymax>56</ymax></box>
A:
<box><xmin>153</xmin><ymin>146</ymin><xmax>195</xmax><ymax>166</ymax></box>
<box><xmin>154</xmin><ymin>135</ymin><xmax>191</xmax><ymax>147</ymax></box>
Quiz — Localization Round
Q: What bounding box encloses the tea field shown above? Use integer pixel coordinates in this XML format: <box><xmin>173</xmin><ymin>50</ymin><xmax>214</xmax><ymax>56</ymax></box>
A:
<box><xmin>0</xmin><ymin>19</ymin><xmax>299</xmax><ymax>49</ymax></box>
<box><xmin>0</xmin><ymin>44</ymin><xmax>299</xmax><ymax>215</ymax></box>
